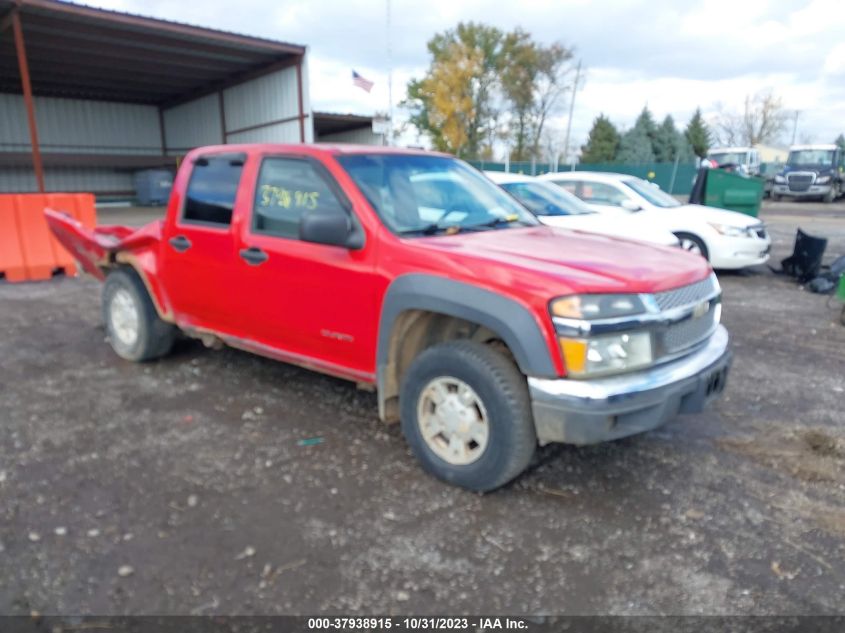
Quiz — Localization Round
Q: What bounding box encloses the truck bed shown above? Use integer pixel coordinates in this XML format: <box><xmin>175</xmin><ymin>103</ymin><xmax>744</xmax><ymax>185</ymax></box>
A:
<box><xmin>44</xmin><ymin>209</ymin><xmax>162</xmax><ymax>280</ymax></box>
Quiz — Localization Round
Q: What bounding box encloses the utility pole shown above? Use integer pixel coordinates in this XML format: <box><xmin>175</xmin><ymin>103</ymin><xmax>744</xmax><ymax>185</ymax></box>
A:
<box><xmin>561</xmin><ymin>60</ymin><xmax>582</xmax><ymax>171</ymax></box>
<box><xmin>790</xmin><ymin>110</ymin><xmax>800</xmax><ymax>145</ymax></box>
<box><xmin>386</xmin><ymin>0</ymin><xmax>393</xmax><ymax>146</ymax></box>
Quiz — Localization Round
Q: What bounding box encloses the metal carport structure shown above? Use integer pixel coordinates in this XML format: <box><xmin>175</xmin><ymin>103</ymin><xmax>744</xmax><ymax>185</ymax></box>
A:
<box><xmin>0</xmin><ymin>0</ymin><xmax>309</xmax><ymax>195</ymax></box>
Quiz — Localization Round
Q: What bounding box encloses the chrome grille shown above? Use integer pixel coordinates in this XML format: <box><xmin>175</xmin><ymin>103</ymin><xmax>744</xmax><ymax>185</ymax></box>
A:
<box><xmin>654</xmin><ymin>275</ymin><xmax>718</xmax><ymax>312</ymax></box>
<box><xmin>660</xmin><ymin>307</ymin><xmax>717</xmax><ymax>354</ymax></box>
<box><xmin>787</xmin><ymin>172</ymin><xmax>814</xmax><ymax>192</ymax></box>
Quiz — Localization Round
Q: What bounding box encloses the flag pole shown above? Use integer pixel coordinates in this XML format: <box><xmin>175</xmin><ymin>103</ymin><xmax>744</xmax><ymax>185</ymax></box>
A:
<box><xmin>386</xmin><ymin>0</ymin><xmax>393</xmax><ymax>146</ymax></box>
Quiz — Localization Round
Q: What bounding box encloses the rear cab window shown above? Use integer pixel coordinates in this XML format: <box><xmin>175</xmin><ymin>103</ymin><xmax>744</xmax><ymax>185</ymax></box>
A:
<box><xmin>181</xmin><ymin>154</ymin><xmax>246</xmax><ymax>228</ymax></box>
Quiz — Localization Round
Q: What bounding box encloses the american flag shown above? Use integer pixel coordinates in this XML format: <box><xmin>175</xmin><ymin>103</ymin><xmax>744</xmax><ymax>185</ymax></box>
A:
<box><xmin>352</xmin><ymin>70</ymin><xmax>374</xmax><ymax>93</ymax></box>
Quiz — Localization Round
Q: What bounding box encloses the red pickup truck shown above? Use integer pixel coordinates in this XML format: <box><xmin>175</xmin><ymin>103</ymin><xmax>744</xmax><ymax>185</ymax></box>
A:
<box><xmin>46</xmin><ymin>144</ymin><xmax>731</xmax><ymax>491</ymax></box>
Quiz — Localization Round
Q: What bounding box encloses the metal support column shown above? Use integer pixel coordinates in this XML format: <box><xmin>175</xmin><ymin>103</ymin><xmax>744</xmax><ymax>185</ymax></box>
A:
<box><xmin>296</xmin><ymin>58</ymin><xmax>305</xmax><ymax>142</ymax></box>
<box><xmin>11</xmin><ymin>10</ymin><xmax>45</xmax><ymax>193</ymax></box>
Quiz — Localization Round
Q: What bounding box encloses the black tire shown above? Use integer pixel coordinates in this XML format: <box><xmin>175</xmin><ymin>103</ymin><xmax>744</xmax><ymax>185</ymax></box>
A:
<box><xmin>674</xmin><ymin>232</ymin><xmax>710</xmax><ymax>261</ymax></box>
<box><xmin>771</xmin><ymin>194</ymin><xmax>782</xmax><ymax>202</ymax></box>
<box><xmin>102</xmin><ymin>268</ymin><xmax>176</xmax><ymax>362</ymax></box>
<box><xmin>399</xmin><ymin>340</ymin><xmax>536</xmax><ymax>492</ymax></box>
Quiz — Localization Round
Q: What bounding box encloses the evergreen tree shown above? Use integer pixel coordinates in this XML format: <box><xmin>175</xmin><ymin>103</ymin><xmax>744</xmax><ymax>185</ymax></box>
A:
<box><xmin>835</xmin><ymin>133</ymin><xmax>845</xmax><ymax>152</ymax></box>
<box><xmin>653</xmin><ymin>115</ymin><xmax>696</xmax><ymax>162</ymax></box>
<box><xmin>685</xmin><ymin>108</ymin><xmax>712</xmax><ymax>158</ymax></box>
<box><xmin>580</xmin><ymin>115</ymin><xmax>620</xmax><ymax>163</ymax></box>
<box><xmin>616</xmin><ymin>126</ymin><xmax>655</xmax><ymax>163</ymax></box>
<box><xmin>653</xmin><ymin>115</ymin><xmax>680</xmax><ymax>162</ymax></box>
<box><xmin>633</xmin><ymin>106</ymin><xmax>658</xmax><ymax>153</ymax></box>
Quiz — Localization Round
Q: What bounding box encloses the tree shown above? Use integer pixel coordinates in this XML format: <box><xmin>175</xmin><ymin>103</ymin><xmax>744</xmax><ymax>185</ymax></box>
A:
<box><xmin>685</xmin><ymin>108</ymin><xmax>712</xmax><ymax>158</ymax></box>
<box><xmin>614</xmin><ymin>107</ymin><xmax>657</xmax><ymax>163</ymax></box>
<box><xmin>653</xmin><ymin>115</ymin><xmax>678</xmax><ymax>162</ymax></box>
<box><xmin>633</xmin><ymin>107</ymin><xmax>658</xmax><ymax>153</ymax></box>
<box><xmin>405</xmin><ymin>22</ymin><xmax>577</xmax><ymax>161</ymax></box>
<box><xmin>404</xmin><ymin>22</ymin><xmax>508</xmax><ymax>158</ymax></box>
<box><xmin>616</xmin><ymin>126</ymin><xmax>655</xmax><ymax>163</ymax></box>
<box><xmin>653</xmin><ymin>115</ymin><xmax>695</xmax><ymax>162</ymax></box>
<box><xmin>835</xmin><ymin>133</ymin><xmax>845</xmax><ymax>151</ymax></box>
<box><xmin>714</xmin><ymin>90</ymin><xmax>788</xmax><ymax>146</ymax></box>
<box><xmin>416</xmin><ymin>42</ymin><xmax>484</xmax><ymax>156</ymax></box>
<box><xmin>527</xmin><ymin>43</ymin><xmax>575</xmax><ymax>160</ymax></box>
<box><xmin>499</xmin><ymin>29</ymin><xmax>538</xmax><ymax>162</ymax></box>
<box><xmin>580</xmin><ymin>115</ymin><xmax>620</xmax><ymax>163</ymax></box>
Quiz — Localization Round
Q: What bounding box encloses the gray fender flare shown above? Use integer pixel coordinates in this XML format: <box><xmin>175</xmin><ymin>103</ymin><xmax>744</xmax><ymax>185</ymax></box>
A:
<box><xmin>376</xmin><ymin>274</ymin><xmax>557</xmax><ymax>418</ymax></box>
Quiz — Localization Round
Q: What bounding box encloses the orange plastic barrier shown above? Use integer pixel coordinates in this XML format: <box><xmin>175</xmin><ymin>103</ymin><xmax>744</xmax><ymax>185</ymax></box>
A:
<box><xmin>0</xmin><ymin>193</ymin><xmax>96</xmax><ymax>282</ymax></box>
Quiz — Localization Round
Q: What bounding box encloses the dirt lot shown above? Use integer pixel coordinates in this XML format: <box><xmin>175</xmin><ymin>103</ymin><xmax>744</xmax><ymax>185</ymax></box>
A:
<box><xmin>1</xmin><ymin>199</ymin><xmax>844</xmax><ymax>616</ymax></box>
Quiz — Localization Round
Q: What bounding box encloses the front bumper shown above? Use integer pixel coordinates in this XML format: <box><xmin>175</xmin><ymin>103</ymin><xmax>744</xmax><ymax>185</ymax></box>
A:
<box><xmin>528</xmin><ymin>325</ymin><xmax>731</xmax><ymax>445</ymax></box>
<box><xmin>709</xmin><ymin>234</ymin><xmax>771</xmax><ymax>269</ymax></box>
<box><xmin>773</xmin><ymin>183</ymin><xmax>831</xmax><ymax>198</ymax></box>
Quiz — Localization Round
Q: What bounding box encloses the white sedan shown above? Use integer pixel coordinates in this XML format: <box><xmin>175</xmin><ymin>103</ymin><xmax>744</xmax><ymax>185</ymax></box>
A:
<box><xmin>538</xmin><ymin>171</ymin><xmax>771</xmax><ymax>269</ymax></box>
<box><xmin>484</xmin><ymin>171</ymin><xmax>679</xmax><ymax>247</ymax></box>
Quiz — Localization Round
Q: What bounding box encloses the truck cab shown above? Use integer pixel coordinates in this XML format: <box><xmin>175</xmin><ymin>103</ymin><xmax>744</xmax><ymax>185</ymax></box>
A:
<box><xmin>45</xmin><ymin>143</ymin><xmax>732</xmax><ymax>492</ymax></box>
<box><xmin>707</xmin><ymin>147</ymin><xmax>760</xmax><ymax>176</ymax></box>
<box><xmin>772</xmin><ymin>144</ymin><xmax>844</xmax><ymax>202</ymax></box>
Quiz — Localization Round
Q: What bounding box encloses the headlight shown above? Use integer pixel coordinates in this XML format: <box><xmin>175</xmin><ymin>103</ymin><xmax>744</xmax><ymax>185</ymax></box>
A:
<box><xmin>774</xmin><ymin>175</ymin><xmax>786</xmax><ymax>183</ymax></box>
<box><xmin>551</xmin><ymin>294</ymin><xmax>646</xmax><ymax>320</ymax></box>
<box><xmin>708</xmin><ymin>222</ymin><xmax>747</xmax><ymax>237</ymax></box>
<box><xmin>816</xmin><ymin>175</ymin><xmax>831</xmax><ymax>184</ymax></box>
<box><xmin>560</xmin><ymin>332</ymin><xmax>653</xmax><ymax>377</ymax></box>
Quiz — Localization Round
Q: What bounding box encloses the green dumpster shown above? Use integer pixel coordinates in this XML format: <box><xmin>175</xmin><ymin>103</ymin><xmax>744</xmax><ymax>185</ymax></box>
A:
<box><xmin>702</xmin><ymin>169</ymin><xmax>764</xmax><ymax>217</ymax></box>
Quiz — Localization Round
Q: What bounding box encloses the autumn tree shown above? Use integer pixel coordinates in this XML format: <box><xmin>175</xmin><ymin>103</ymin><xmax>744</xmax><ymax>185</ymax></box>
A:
<box><xmin>714</xmin><ymin>90</ymin><xmax>788</xmax><ymax>146</ymax></box>
<box><xmin>405</xmin><ymin>23</ymin><xmax>509</xmax><ymax>158</ymax></box>
<box><xmin>580</xmin><ymin>115</ymin><xmax>620</xmax><ymax>163</ymax></box>
<box><xmin>685</xmin><ymin>108</ymin><xmax>712</xmax><ymax>158</ymax></box>
<box><xmin>405</xmin><ymin>22</ymin><xmax>576</xmax><ymax>161</ymax></box>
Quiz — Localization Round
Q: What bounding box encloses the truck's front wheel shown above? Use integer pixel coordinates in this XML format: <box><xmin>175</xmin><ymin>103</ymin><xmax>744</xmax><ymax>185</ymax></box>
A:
<box><xmin>103</xmin><ymin>268</ymin><xmax>176</xmax><ymax>362</ymax></box>
<box><xmin>400</xmin><ymin>341</ymin><xmax>536</xmax><ymax>492</ymax></box>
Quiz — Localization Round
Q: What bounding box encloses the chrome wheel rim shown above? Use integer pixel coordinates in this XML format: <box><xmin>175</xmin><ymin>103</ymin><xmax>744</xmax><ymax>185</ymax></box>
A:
<box><xmin>679</xmin><ymin>238</ymin><xmax>702</xmax><ymax>256</ymax></box>
<box><xmin>417</xmin><ymin>377</ymin><xmax>489</xmax><ymax>466</ymax></box>
<box><xmin>110</xmin><ymin>289</ymin><xmax>139</xmax><ymax>347</ymax></box>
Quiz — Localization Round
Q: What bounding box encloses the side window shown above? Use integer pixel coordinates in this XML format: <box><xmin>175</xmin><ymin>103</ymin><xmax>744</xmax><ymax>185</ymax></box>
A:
<box><xmin>253</xmin><ymin>157</ymin><xmax>347</xmax><ymax>239</ymax></box>
<box><xmin>551</xmin><ymin>179</ymin><xmax>579</xmax><ymax>196</ymax></box>
<box><xmin>183</xmin><ymin>154</ymin><xmax>245</xmax><ymax>226</ymax></box>
<box><xmin>579</xmin><ymin>182</ymin><xmax>627</xmax><ymax>206</ymax></box>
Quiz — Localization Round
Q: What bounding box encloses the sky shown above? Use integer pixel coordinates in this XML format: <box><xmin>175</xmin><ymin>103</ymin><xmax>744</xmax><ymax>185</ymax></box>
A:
<box><xmin>86</xmin><ymin>0</ymin><xmax>845</xmax><ymax>157</ymax></box>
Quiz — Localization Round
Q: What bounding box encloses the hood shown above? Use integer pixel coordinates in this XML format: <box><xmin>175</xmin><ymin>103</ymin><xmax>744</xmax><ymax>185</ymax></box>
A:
<box><xmin>405</xmin><ymin>225</ymin><xmax>710</xmax><ymax>296</ymax></box>
<box><xmin>674</xmin><ymin>204</ymin><xmax>761</xmax><ymax>228</ymax></box>
<box><xmin>540</xmin><ymin>214</ymin><xmax>679</xmax><ymax>246</ymax></box>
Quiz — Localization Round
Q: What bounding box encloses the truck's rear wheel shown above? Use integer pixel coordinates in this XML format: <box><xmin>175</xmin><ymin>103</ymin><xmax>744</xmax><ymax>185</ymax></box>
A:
<box><xmin>103</xmin><ymin>268</ymin><xmax>176</xmax><ymax>362</ymax></box>
<box><xmin>400</xmin><ymin>341</ymin><xmax>536</xmax><ymax>492</ymax></box>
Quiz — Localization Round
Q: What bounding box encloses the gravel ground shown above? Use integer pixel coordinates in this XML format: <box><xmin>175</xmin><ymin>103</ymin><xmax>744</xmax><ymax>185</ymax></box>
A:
<box><xmin>1</xmin><ymin>200</ymin><xmax>843</xmax><ymax>616</ymax></box>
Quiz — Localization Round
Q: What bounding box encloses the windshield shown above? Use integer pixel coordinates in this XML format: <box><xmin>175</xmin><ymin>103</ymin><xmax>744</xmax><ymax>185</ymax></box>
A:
<box><xmin>500</xmin><ymin>181</ymin><xmax>594</xmax><ymax>216</ymax></box>
<box><xmin>337</xmin><ymin>154</ymin><xmax>538</xmax><ymax>236</ymax></box>
<box><xmin>787</xmin><ymin>149</ymin><xmax>834</xmax><ymax>167</ymax></box>
<box><xmin>622</xmin><ymin>178</ymin><xmax>681</xmax><ymax>208</ymax></box>
<box><xmin>709</xmin><ymin>152</ymin><xmax>747</xmax><ymax>165</ymax></box>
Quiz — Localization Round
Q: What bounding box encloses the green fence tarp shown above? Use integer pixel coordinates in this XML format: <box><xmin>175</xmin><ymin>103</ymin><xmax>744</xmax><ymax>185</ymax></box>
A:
<box><xmin>468</xmin><ymin>160</ymin><xmax>701</xmax><ymax>195</ymax></box>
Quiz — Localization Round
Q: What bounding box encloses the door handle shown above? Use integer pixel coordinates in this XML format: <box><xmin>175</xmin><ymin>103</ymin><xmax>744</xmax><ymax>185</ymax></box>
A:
<box><xmin>169</xmin><ymin>235</ymin><xmax>192</xmax><ymax>252</ymax></box>
<box><xmin>239</xmin><ymin>247</ymin><xmax>268</xmax><ymax>266</ymax></box>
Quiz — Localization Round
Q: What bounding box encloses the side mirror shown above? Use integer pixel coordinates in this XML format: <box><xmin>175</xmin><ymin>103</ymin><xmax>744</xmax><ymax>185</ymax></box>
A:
<box><xmin>300</xmin><ymin>209</ymin><xmax>364</xmax><ymax>249</ymax></box>
<box><xmin>620</xmin><ymin>199</ymin><xmax>641</xmax><ymax>212</ymax></box>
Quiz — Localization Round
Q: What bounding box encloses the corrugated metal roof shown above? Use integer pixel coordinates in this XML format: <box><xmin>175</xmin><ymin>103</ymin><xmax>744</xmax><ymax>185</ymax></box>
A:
<box><xmin>0</xmin><ymin>0</ymin><xmax>305</xmax><ymax>105</ymax></box>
